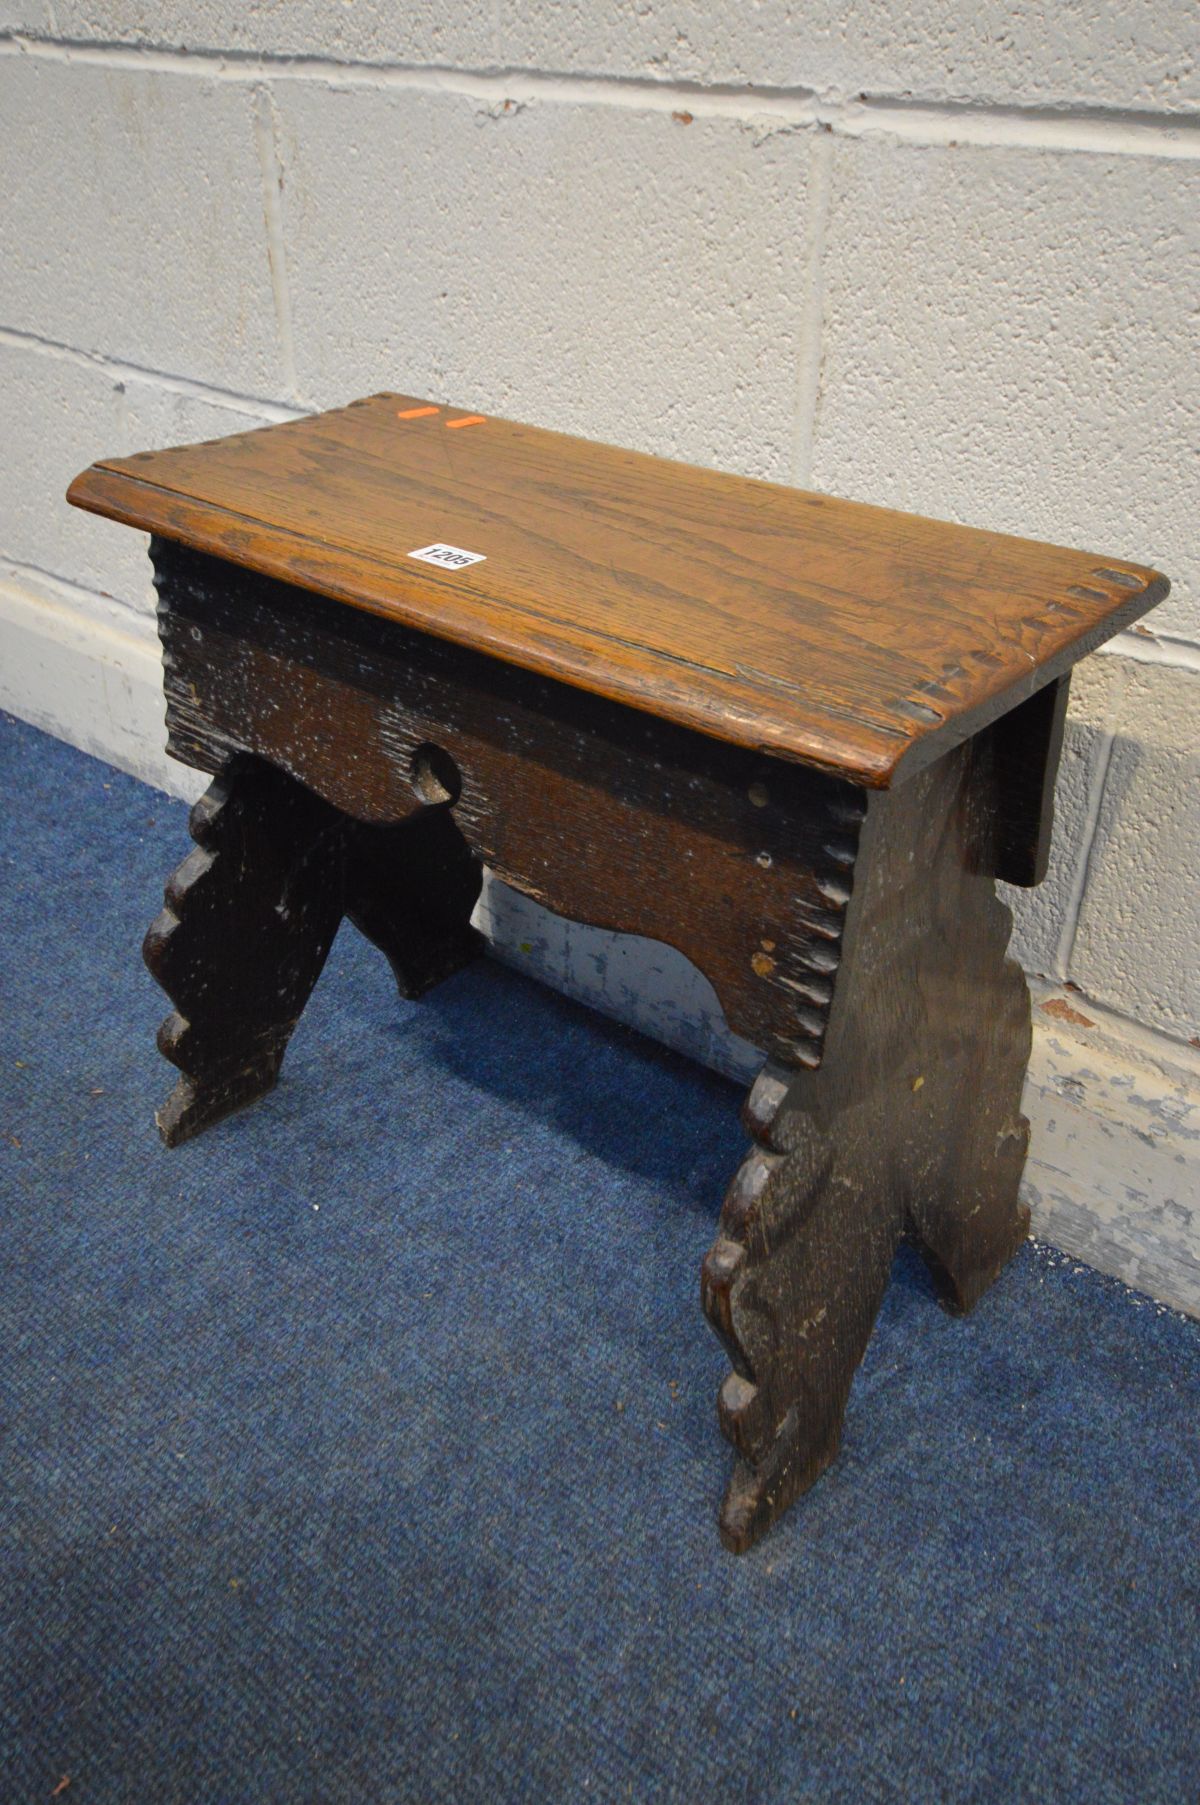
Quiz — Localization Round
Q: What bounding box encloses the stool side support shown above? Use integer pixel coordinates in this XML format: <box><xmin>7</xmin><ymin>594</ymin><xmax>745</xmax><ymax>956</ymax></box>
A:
<box><xmin>142</xmin><ymin>756</ymin><xmax>346</xmax><ymax>1146</ymax></box>
<box><xmin>990</xmin><ymin>673</ymin><xmax>1072</xmax><ymax>888</ymax></box>
<box><xmin>703</xmin><ymin>736</ymin><xmax>1033</xmax><ymax>1551</ymax></box>
<box><xmin>143</xmin><ymin>748</ymin><xmax>484</xmax><ymax>1146</ymax></box>
<box><xmin>344</xmin><ymin>809</ymin><xmax>485</xmax><ymax>1000</ymax></box>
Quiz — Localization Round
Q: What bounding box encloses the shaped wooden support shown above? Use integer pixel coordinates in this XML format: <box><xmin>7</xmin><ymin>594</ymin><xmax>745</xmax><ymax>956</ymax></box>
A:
<box><xmin>142</xmin><ymin>758</ymin><xmax>346</xmax><ymax>1146</ymax></box>
<box><xmin>144</xmin><ymin>746</ymin><xmax>482</xmax><ymax>1147</ymax></box>
<box><xmin>703</xmin><ymin>737</ymin><xmax>1033</xmax><ymax>1551</ymax></box>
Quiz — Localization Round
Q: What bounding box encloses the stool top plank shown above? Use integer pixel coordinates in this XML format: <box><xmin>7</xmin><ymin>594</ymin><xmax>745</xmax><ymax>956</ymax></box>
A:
<box><xmin>68</xmin><ymin>392</ymin><xmax>1167</xmax><ymax>787</ymax></box>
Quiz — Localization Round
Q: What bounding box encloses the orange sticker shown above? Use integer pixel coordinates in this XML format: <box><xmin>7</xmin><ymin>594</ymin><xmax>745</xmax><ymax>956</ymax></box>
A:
<box><xmin>445</xmin><ymin>414</ymin><xmax>487</xmax><ymax>429</ymax></box>
<box><xmin>396</xmin><ymin>405</ymin><xmax>440</xmax><ymax>420</ymax></box>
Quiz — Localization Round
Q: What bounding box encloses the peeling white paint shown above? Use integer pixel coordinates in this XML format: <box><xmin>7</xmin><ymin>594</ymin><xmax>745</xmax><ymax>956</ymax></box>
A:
<box><xmin>1022</xmin><ymin>985</ymin><xmax>1200</xmax><ymax>1316</ymax></box>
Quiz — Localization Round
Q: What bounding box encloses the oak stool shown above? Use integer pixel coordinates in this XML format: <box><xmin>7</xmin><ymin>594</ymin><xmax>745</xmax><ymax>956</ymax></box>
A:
<box><xmin>69</xmin><ymin>397</ymin><xmax>1168</xmax><ymax>1551</ymax></box>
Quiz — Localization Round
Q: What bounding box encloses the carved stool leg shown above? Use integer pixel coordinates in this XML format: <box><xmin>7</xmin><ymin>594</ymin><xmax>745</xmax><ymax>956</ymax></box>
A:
<box><xmin>702</xmin><ymin>1066</ymin><xmax>906</xmax><ymax>1552</ymax></box>
<box><xmin>145</xmin><ymin>757</ymin><xmax>486</xmax><ymax>1147</ymax></box>
<box><xmin>143</xmin><ymin>756</ymin><xmax>346</xmax><ymax>1146</ymax></box>
<box><xmin>345</xmin><ymin>806</ymin><xmax>483</xmax><ymax>1000</ymax></box>
<box><xmin>702</xmin><ymin>743</ymin><xmax>1035</xmax><ymax>1552</ymax></box>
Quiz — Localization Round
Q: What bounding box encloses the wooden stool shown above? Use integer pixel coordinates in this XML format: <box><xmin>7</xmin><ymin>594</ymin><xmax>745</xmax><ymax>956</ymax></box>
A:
<box><xmin>69</xmin><ymin>397</ymin><xmax>1167</xmax><ymax>1551</ymax></box>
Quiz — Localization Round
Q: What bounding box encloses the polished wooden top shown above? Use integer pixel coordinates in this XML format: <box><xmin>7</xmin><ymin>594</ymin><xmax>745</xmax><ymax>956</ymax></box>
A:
<box><xmin>68</xmin><ymin>393</ymin><xmax>1167</xmax><ymax>786</ymax></box>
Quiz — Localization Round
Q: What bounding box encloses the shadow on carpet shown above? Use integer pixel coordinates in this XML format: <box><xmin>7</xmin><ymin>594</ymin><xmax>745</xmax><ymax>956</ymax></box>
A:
<box><xmin>1</xmin><ymin>711</ymin><xmax>1197</xmax><ymax>1803</ymax></box>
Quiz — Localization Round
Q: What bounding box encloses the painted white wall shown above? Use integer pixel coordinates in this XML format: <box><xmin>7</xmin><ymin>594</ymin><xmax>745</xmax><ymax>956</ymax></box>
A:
<box><xmin>2</xmin><ymin>6</ymin><xmax>1197</xmax><ymax>1311</ymax></box>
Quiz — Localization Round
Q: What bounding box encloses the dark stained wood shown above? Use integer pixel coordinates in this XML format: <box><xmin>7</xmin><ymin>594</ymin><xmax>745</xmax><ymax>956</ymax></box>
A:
<box><xmin>143</xmin><ymin>755</ymin><xmax>346</xmax><ymax>1146</ymax></box>
<box><xmin>144</xmin><ymin>743</ymin><xmax>483</xmax><ymax>1147</ymax></box>
<box><xmin>702</xmin><ymin>735</ymin><xmax>1032</xmax><ymax>1551</ymax></box>
<box><xmin>151</xmin><ymin>540</ymin><xmax>866</xmax><ymax>1071</ymax></box>
<box><xmin>67</xmin><ymin>392</ymin><xmax>1167</xmax><ymax>788</ymax></box>
<box><xmin>345</xmin><ymin>808</ymin><xmax>483</xmax><ymax>1000</ymax></box>
<box><xmin>989</xmin><ymin>674</ymin><xmax>1072</xmax><ymax>887</ymax></box>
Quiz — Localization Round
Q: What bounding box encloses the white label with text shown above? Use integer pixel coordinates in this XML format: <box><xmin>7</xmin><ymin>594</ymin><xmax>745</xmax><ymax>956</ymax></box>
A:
<box><xmin>407</xmin><ymin>542</ymin><xmax>487</xmax><ymax>570</ymax></box>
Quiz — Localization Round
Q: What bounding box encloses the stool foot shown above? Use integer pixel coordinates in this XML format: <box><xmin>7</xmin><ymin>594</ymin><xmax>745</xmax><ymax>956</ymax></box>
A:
<box><xmin>345</xmin><ymin>807</ymin><xmax>483</xmax><ymax>1000</ymax></box>
<box><xmin>152</xmin><ymin>1057</ymin><xmax>284</xmax><ymax>1149</ymax></box>
<box><xmin>717</xmin><ymin>1413</ymin><xmax>843</xmax><ymax>1557</ymax></box>
<box><xmin>906</xmin><ymin>954</ymin><xmax>1033</xmax><ymax>1315</ymax></box>
<box><xmin>703</xmin><ymin>1034</ymin><xmax>1030</xmax><ymax>1552</ymax></box>
<box><xmin>144</xmin><ymin>757</ymin><xmax>344</xmax><ymax>1146</ymax></box>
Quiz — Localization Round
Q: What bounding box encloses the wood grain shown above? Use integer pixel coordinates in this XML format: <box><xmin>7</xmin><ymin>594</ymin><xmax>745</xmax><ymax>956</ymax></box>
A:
<box><xmin>67</xmin><ymin>392</ymin><xmax>1168</xmax><ymax>787</ymax></box>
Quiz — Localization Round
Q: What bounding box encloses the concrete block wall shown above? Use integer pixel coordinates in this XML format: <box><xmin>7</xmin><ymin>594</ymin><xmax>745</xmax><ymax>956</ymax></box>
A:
<box><xmin>2</xmin><ymin>7</ymin><xmax>1197</xmax><ymax>1311</ymax></box>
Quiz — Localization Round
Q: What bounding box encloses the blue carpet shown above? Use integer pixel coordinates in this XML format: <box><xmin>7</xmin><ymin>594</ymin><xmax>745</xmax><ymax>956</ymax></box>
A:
<box><xmin>1</xmin><ymin>708</ymin><xmax>1197</xmax><ymax>1803</ymax></box>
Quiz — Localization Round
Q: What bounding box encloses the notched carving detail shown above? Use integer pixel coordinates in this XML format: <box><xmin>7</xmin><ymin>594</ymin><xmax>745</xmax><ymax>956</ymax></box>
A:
<box><xmin>753</xmin><ymin>784</ymin><xmax>866</xmax><ymax>1072</ymax></box>
<box><xmin>702</xmin><ymin>1063</ymin><xmax>884</xmax><ymax>1552</ymax></box>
